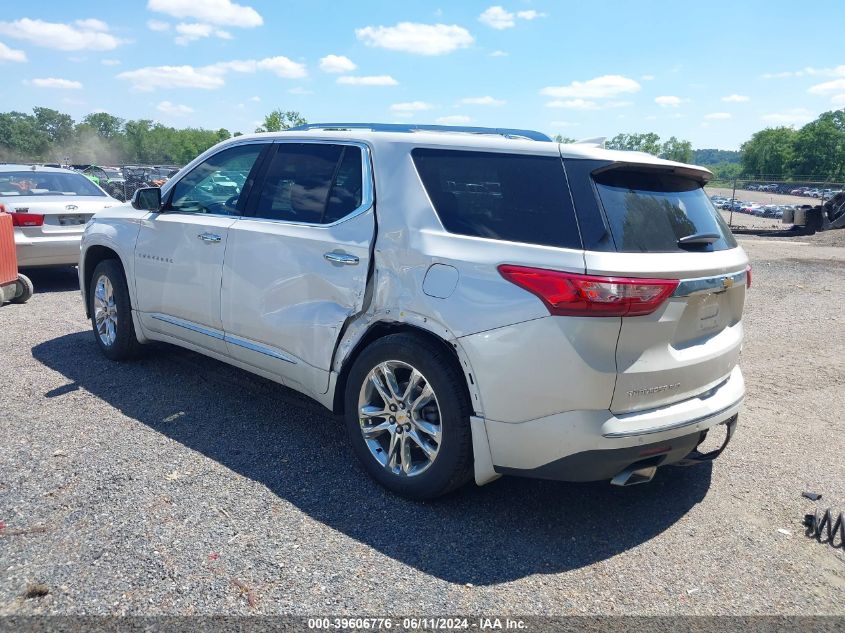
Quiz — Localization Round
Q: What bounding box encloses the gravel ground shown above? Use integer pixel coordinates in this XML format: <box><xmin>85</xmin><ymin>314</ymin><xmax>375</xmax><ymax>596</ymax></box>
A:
<box><xmin>1</xmin><ymin>234</ymin><xmax>844</xmax><ymax>617</ymax></box>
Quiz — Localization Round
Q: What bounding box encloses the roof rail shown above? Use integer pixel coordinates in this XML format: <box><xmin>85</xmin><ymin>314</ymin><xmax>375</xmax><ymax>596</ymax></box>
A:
<box><xmin>288</xmin><ymin>122</ymin><xmax>553</xmax><ymax>142</ymax></box>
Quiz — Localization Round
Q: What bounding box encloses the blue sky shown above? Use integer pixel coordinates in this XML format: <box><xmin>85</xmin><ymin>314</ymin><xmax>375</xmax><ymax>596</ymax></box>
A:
<box><xmin>1</xmin><ymin>0</ymin><xmax>843</xmax><ymax>149</ymax></box>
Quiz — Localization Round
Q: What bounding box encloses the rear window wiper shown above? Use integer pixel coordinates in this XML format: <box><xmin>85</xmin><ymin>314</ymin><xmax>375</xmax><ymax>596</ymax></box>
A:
<box><xmin>678</xmin><ymin>232</ymin><xmax>721</xmax><ymax>248</ymax></box>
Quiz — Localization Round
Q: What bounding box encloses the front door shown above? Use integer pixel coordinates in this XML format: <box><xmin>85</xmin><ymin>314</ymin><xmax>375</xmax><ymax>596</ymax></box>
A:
<box><xmin>134</xmin><ymin>142</ymin><xmax>269</xmax><ymax>353</ymax></box>
<box><xmin>221</xmin><ymin>141</ymin><xmax>375</xmax><ymax>396</ymax></box>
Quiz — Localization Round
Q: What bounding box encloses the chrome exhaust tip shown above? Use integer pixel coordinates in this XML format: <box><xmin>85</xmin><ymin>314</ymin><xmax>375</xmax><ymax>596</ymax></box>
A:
<box><xmin>610</xmin><ymin>463</ymin><xmax>658</xmax><ymax>486</ymax></box>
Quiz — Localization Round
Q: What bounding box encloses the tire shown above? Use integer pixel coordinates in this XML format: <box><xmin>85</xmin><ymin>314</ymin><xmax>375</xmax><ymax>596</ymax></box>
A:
<box><xmin>343</xmin><ymin>333</ymin><xmax>473</xmax><ymax>500</ymax></box>
<box><xmin>89</xmin><ymin>259</ymin><xmax>141</xmax><ymax>361</ymax></box>
<box><xmin>10</xmin><ymin>273</ymin><xmax>33</xmax><ymax>304</ymax></box>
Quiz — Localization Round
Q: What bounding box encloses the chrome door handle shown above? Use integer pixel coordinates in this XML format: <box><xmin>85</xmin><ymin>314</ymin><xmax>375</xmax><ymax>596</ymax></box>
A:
<box><xmin>198</xmin><ymin>232</ymin><xmax>222</xmax><ymax>243</ymax></box>
<box><xmin>323</xmin><ymin>251</ymin><xmax>359</xmax><ymax>265</ymax></box>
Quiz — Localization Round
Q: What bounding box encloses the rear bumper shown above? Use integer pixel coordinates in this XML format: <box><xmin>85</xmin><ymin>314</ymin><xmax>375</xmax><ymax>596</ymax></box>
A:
<box><xmin>482</xmin><ymin>366</ymin><xmax>744</xmax><ymax>482</ymax></box>
<box><xmin>15</xmin><ymin>233</ymin><xmax>81</xmax><ymax>267</ymax></box>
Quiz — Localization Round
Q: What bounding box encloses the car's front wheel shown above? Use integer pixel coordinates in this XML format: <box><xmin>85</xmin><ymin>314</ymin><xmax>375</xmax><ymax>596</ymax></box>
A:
<box><xmin>89</xmin><ymin>259</ymin><xmax>140</xmax><ymax>361</ymax></box>
<box><xmin>344</xmin><ymin>333</ymin><xmax>473</xmax><ymax>500</ymax></box>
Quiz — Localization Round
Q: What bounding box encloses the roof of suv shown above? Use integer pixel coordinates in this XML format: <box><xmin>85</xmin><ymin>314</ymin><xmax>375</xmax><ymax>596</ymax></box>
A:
<box><xmin>228</xmin><ymin>126</ymin><xmax>712</xmax><ymax>180</ymax></box>
<box><xmin>0</xmin><ymin>164</ymin><xmax>79</xmax><ymax>174</ymax></box>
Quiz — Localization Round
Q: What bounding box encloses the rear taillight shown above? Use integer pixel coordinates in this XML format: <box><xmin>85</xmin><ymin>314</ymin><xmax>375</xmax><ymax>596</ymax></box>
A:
<box><xmin>745</xmin><ymin>264</ymin><xmax>752</xmax><ymax>288</ymax></box>
<box><xmin>10</xmin><ymin>212</ymin><xmax>44</xmax><ymax>227</ymax></box>
<box><xmin>498</xmin><ymin>265</ymin><xmax>679</xmax><ymax>317</ymax></box>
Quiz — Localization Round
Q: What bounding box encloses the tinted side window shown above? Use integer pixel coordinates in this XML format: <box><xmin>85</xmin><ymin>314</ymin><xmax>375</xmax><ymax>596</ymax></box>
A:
<box><xmin>167</xmin><ymin>144</ymin><xmax>263</xmax><ymax>215</ymax></box>
<box><xmin>412</xmin><ymin>149</ymin><xmax>581</xmax><ymax>249</ymax></box>
<box><xmin>251</xmin><ymin>144</ymin><xmax>364</xmax><ymax>224</ymax></box>
<box><xmin>324</xmin><ymin>147</ymin><xmax>363</xmax><ymax>223</ymax></box>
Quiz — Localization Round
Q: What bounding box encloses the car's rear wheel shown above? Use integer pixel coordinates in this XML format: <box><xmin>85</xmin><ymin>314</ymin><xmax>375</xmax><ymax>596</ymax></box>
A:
<box><xmin>344</xmin><ymin>333</ymin><xmax>473</xmax><ymax>499</ymax></box>
<box><xmin>89</xmin><ymin>259</ymin><xmax>140</xmax><ymax>361</ymax></box>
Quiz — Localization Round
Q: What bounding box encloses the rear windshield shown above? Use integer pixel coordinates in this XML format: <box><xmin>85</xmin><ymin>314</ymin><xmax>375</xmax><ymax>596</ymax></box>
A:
<box><xmin>412</xmin><ymin>148</ymin><xmax>581</xmax><ymax>249</ymax></box>
<box><xmin>593</xmin><ymin>169</ymin><xmax>736</xmax><ymax>252</ymax></box>
<box><xmin>0</xmin><ymin>171</ymin><xmax>105</xmax><ymax>197</ymax></box>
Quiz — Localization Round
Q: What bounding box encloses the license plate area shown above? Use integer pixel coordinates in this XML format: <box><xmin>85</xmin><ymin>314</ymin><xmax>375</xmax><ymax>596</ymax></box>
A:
<box><xmin>57</xmin><ymin>214</ymin><xmax>91</xmax><ymax>226</ymax></box>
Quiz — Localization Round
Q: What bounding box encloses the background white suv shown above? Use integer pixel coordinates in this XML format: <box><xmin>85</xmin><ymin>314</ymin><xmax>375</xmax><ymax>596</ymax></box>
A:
<box><xmin>79</xmin><ymin>124</ymin><xmax>749</xmax><ymax>499</ymax></box>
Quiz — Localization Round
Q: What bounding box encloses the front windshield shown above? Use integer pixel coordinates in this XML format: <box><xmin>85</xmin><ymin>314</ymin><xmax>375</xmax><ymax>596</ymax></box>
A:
<box><xmin>0</xmin><ymin>171</ymin><xmax>106</xmax><ymax>197</ymax></box>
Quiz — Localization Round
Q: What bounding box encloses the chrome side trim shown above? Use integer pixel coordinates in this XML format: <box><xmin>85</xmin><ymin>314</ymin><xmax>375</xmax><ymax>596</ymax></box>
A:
<box><xmin>224</xmin><ymin>334</ymin><xmax>297</xmax><ymax>364</ymax></box>
<box><xmin>150</xmin><ymin>313</ymin><xmax>225</xmax><ymax>340</ymax></box>
<box><xmin>673</xmin><ymin>269</ymin><xmax>747</xmax><ymax>297</ymax></box>
<box><xmin>603</xmin><ymin>396</ymin><xmax>744</xmax><ymax>438</ymax></box>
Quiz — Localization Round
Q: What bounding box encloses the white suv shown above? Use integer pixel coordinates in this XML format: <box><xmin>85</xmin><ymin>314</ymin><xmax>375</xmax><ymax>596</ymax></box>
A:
<box><xmin>79</xmin><ymin>124</ymin><xmax>749</xmax><ymax>499</ymax></box>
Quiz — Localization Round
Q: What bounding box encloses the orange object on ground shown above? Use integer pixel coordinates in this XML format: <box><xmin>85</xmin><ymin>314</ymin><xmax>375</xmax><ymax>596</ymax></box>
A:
<box><xmin>0</xmin><ymin>210</ymin><xmax>33</xmax><ymax>304</ymax></box>
<box><xmin>0</xmin><ymin>210</ymin><xmax>16</xmax><ymax>285</ymax></box>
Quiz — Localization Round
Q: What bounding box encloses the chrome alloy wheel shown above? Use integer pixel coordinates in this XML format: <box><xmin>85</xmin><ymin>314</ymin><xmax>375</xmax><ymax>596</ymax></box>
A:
<box><xmin>93</xmin><ymin>275</ymin><xmax>118</xmax><ymax>346</ymax></box>
<box><xmin>358</xmin><ymin>360</ymin><xmax>442</xmax><ymax>477</ymax></box>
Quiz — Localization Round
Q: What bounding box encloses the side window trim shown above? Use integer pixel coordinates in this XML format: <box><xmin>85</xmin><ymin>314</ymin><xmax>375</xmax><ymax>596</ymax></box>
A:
<box><xmin>242</xmin><ymin>140</ymin><xmax>374</xmax><ymax>227</ymax></box>
<box><xmin>161</xmin><ymin>140</ymin><xmax>273</xmax><ymax>217</ymax></box>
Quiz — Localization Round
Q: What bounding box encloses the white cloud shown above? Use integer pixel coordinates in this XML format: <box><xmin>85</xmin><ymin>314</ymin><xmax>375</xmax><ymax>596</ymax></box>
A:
<box><xmin>832</xmin><ymin>94</ymin><xmax>845</xmax><ymax>106</ymax></box>
<box><xmin>489</xmin><ymin>50</ymin><xmax>508</xmax><ymax>57</ymax></box>
<box><xmin>118</xmin><ymin>65</ymin><xmax>225</xmax><ymax>91</ymax></box>
<box><xmin>356</xmin><ymin>22</ymin><xmax>473</xmax><ymax>55</ymax></box>
<box><xmin>479</xmin><ymin>6</ymin><xmax>515</xmax><ymax>29</ymax></box>
<box><xmin>174</xmin><ymin>22</ymin><xmax>232</xmax><ymax>45</ymax></box>
<box><xmin>808</xmin><ymin>78</ymin><xmax>845</xmax><ymax>94</ymax></box>
<box><xmin>101</xmin><ymin>59</ymin><xmax>121</xmax><ymax>66</ymax></box>
<box><xmin>516</xmin><ymin>10</ymin><xmax>546</xmax><ymax>20</ymax></box>
<box><xmin>337</xmin><ymin>75</ymin><xmax>397</xmax><ymax>86</ymax></box>
<box><xmin>641</xmin><ymin>74</ymin><xmax>655</xmax><ymax>81</ymax></box>
<box><xmin>546</xmin><ymin>99</ymin><xmax>631</xmax><ymax>110</ymax></box>
<box><xmin>147</xmin><ymin>0</ymin><xmax>263</xmax><ymax>28</ymax></box>
<box><xmin>147</xmin><ymin>19</ymin><xmax>171</xmax><ymax>31</ymax></box>
<box><xmin>30</xmin><ymin>77</ymin><xmax>83</xmax><ymax>89</ymax></box>
<box><xmin>0</xmin><ymin>41</ymin><xmax>26</xmax><ymax>62</ymax></box>
<box><xmin>541</xmin><ymin>75</ymin><xmax>641</xmax><ymax>99</ymax></box>
<box><xmin>762</xmin><ymin>65</ymin><xmax>845</xmax><ymax>79</ymax></box>
<box><xmin>436</xmin><ymin>115</ymin><xmax>472</xmax><ymax>124</ymax></box>
<box><xmin>0</xmin><ymin>18</ymin><xmax>125</xmax><ymax>51</ymax></box>
<box><xmin>722</xmin><ymin>94</ymin><xmax>750</xmax><ymax>102</ymax></box>
<box><xmin>390</xmin><ymin>101</ymin><xmax>434</xmax><ymax>112</ymax></box>
<box><xmin>704</xmin><ymin>112</ymin><xmax>731</xmax><ymax>120</ymax></box>
<box><xmin>156</xmin><ymin>100</ymin><xmax>194</xmax><ymax>116</ymax></box>
<box><xmin>213</xmin><ymin>56</ymin><xmax>306</xmax><ymax>78</ymax></box>
<box><xmin>479</xmin><ymin>6</ymin><xmax>546</xmax><ymax>29</ymax></box>
<box><xmin>249</xmin><ymin>95</ymin><xmax>261</xmax><ymax>101</ymax></box>
<box><xmin>761</xmin><ymin>109</ymin><xmax>815</xmax><ymax>125</ymax></box>
<box><xmin>117</xmin><ymin>56</ymin><xmax>305</xmax><ymax>91</ymax></box>
<box><xmin>319</xmin><ymin>54</ymin><xmax>356</xmax><ymax>73</ymax></box>
<box><xmin>459</xmin><ymin>96</ymin><xmax>505</xmax><ymax>106</ymax></box>
<box><xmin>655</xmin><ymin>95</ymin><xmax>684</xmax><ymax>107</ymax></box>
<box><xmin>75</xmin><ymin>19</ymin><xmax>109</xmax><ymax>31</ymax></box>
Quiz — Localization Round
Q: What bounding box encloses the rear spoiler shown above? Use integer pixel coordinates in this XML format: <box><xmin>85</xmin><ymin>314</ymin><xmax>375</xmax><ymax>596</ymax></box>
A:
<box><xmin>591</xmin><ymin>161</ymin><xmax>712</xmax><ymax>185</ymax></box>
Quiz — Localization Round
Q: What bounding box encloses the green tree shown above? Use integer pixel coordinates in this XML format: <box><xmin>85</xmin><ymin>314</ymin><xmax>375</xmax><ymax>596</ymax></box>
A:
<box><xmin>553</xmin><ymin>134</ymin><xmax>576</xmax><ymax>143</ymax></box>
<box><xmin>660</xmin><ymin>136</ymin><xmax>693</xmax><ymax>163</ymax></box>
<box><xmin>740</xmin><ymin>126</ymin><xmax>797</xmax><ymax>177</ymax></box>
<box><xmin>790</xmin><ymin>110</ymin><xmax>845</xmax><ymax>180</ymax></box>
<box><xmin>607</xmin><ymin>132</ymin><xmax>662</xmax><ymax>155</ymax></box>
<box><xmin>0</xmin><ymin>111</ymin><xmax>49</xmax><ymax>160</ymax></box>
<box><xmin>33</xmin><ymin>107</ymin><xmax>75</xmax><ymax>145</ymax></box>
<box><xmin>255</xmin><ymin>110</ymin><xmax>306</xmax><ymax>133</ymax></box>
<box><xmin>81</xmin><ymin>112</ymin><xmax>125</xmax><ymax>139</ymax></box>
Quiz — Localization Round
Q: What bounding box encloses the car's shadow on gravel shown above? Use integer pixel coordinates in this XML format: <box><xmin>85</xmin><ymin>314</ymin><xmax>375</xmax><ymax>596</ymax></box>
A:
<box><xmin>33</xmin><ymin>331</ymin><xmax>713</xmax><ymax>586</ymax></box>
<box><xmin>20</xmin><ymin>266</ymin><xmax>80</xmax><ymax>294</ymax></box>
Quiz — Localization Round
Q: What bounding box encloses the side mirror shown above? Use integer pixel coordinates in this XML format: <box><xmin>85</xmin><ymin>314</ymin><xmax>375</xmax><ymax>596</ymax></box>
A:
<box><xmin>132</xmin><ymin>187</ymin><xmax>162</xmax><ymax>211</ymax></box>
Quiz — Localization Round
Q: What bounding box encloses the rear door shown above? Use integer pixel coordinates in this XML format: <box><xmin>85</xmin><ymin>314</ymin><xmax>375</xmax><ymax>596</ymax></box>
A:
<box><xmin>221</xmin><ymin>141</ymin><xmax>374</xmax><ymax>396</ymax></box>
<box><xmin>568</xmin><ymin>161</ymin><xmax>749</xmax><ymax>414</ymax></box>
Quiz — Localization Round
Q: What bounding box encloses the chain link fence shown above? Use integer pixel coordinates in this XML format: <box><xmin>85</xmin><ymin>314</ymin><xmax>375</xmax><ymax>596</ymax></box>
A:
<box><xmin>706</xmin><ymin>176</ymin><xmax>845</xmax><ymax>233</ymax></box>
